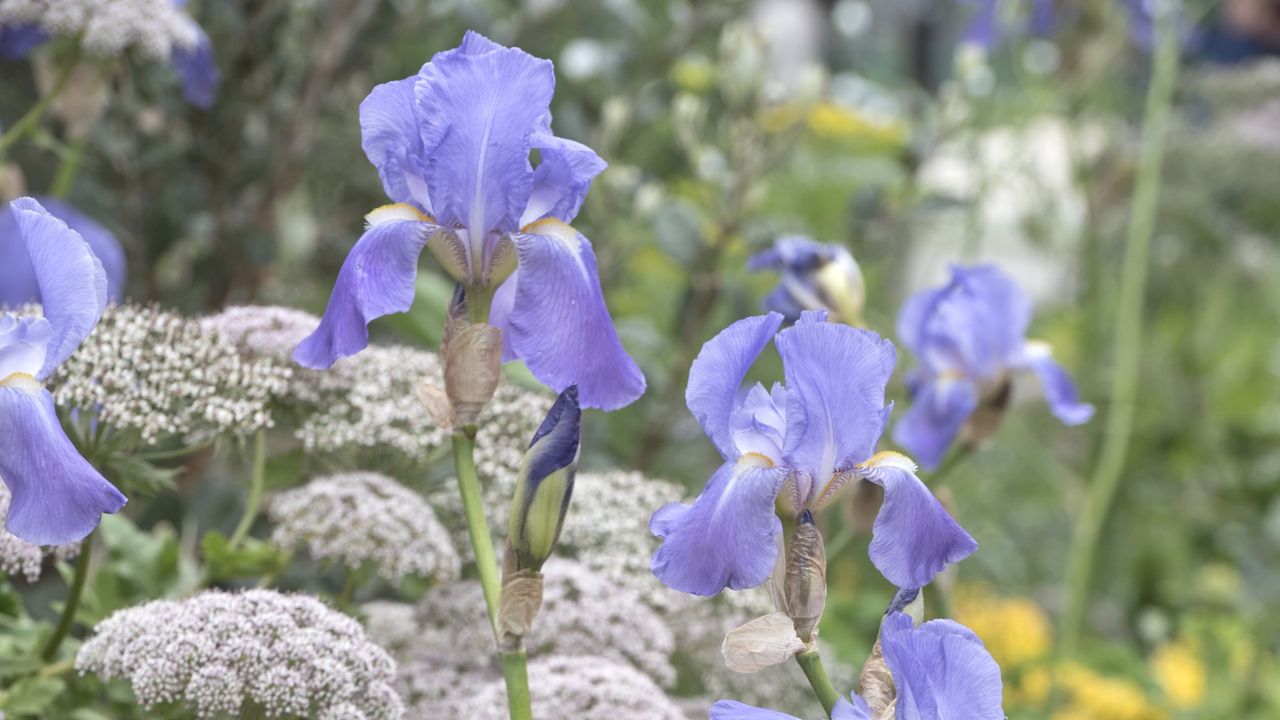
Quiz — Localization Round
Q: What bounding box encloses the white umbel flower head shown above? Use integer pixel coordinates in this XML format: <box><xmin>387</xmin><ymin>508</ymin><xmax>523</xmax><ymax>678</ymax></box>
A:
<box><xmin>0</xmin><ymin>0</ymin><xmax>202</xmax><ymax>59</ymax></box>
<box><xmin>269</xmin><ymin>472</ymin><xmax>460</xmax><ymax>584</ymax></box>
<box><xmin>455</xmin><ymin>656</ymin><xmax>686</xmax><ymax>720</ymax></box>
<box><xmin>50</xmin><ymin>304</ymin><xmax>292</xmax><ymax>445</ymax></box>
<box><xmin>0</xmin><ymin>484</ymin><xmax>79</xmax><ymax>581</ymax></box>
<box><xmin>76</xmin><ymin>589</ymin><xmax>404</xmax><ymax>719</ymax></box>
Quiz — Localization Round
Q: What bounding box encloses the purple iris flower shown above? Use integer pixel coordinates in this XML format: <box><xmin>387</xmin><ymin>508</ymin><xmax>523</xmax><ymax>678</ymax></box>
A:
<box><xmin>649</xmin><ymin>311</ymin><xmax>976</xmax><ymax>597</ymax></box>
<box><xmin>293</xmin><ymin>32</ymin><xmax>645</xmax><ymax>411</ymax></box>
<box><xmin>0</xmin><ymin>198</ymin><xmax>127</xmax><ymax>546</ymax></box>
<box><xmin>709</xmin><ymin>611</ymin><xmax>1004</xmax><ymax>720</ymax></box>
<box><xmin>893</xmin><ymin>264</ymin><xmax>1094</xmax><ymax>470</ymax></box>
<box><xmin>0</xmin><ymin>196</ymin><xmax>127</xmax><ymax>306</ymax></box>
<box><xmin>961</xmin><ymin>0</ymin><xmax>1057</xmax><ymax>49</ymax></box>
<box><xmin>747</xmin><ymin>236</ymin><xmax>864</xmax><ymax>325</ymax></box>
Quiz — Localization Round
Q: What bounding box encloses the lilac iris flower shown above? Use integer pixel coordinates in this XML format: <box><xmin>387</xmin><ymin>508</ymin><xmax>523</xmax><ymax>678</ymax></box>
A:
<box><xmin>0</xmin><ymin>198</ymin><xmax>127</xmax><ymax>546</ymax></box>
<box><xmin>0</xmin><ymin>196</ymin><xmax>127</xmax><ymax>306</ymax></box>
<box><xmin>747</xmin><ymin>236</ymin><xmax>864</xmax><ymax>325</ymax></box>
<box><xmin>961</xmin><ymin>0</ymin><xmax>1057</xmax><ymax>49</ymax></box>
<box><xmin>709</xmin><ymin>611</ymin><xmax>1004</xmax><ymax>720</ymax></box>
<box><xmin>293</xmin><ymin>32</ymin><xmax>644</xmax><ymax>411</ymax></box>
<box><xmin>893</xmin><ymin>264</ymin><xmax>1094</xmax><ymax>470</ymax></box>
<box><xmin>649</xmin><ymin>311</ymin><xmax>976</xmax><ymax>597</ymax></box>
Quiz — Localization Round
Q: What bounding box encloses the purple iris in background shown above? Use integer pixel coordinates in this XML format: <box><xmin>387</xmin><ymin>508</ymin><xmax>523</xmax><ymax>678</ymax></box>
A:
<box><xmin>961</xmin><ymin>0</ymin><xmax>1057</xmax><ymax>49</ymax></box>
<box><xmin>709</xmin><ymin>611</ymin><xmax>1004</xmax><ymax>720</ymax></box>
<box><xmin>0</xmin><ymin>196</ymin><xmax>127</xmax><ymax>305</ymax></box>
<box><xmin>0</xmin><ymin>198</ymin><xmax>126</xmax><ymax>546</ymax></box>
<box><xmin>294</xmin><ymin>32</ymin><xmax>645</xmax><ymax>411</ymax></box>
<box><xmin>748</xmin><ymin>236</ymin><xmax>864</xmax><ymax>325</ymax></box>
<box><xmin>649</xmin><ymin>311</ymin><xmax>976</xmax><ymax>597</ymax></box>
<box><xmin>893</xmin><ymin>264</ymin><xmax>1094</xmax><ymax>470</ymax></box>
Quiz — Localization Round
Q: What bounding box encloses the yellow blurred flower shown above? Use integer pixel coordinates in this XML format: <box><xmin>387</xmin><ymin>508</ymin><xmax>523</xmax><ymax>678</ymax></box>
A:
<box><xmin>757</xmin><ymin>101</ymin><xmax>906</xmax><ymax>147</ymax></box>
<box><xmin>1055</xmin><ymin>661</ymin><xmax>1166</xmax><ymax>720</ymax></box>
<box><xmin>953</xmin><ymin>585</ymin><xmax>1053</xmax><ymax>668</ymax></box>
<box><xmin>1150</xmin><ymin>642</ymin><xmax>1207</xmax><ymax>710</ymax></box>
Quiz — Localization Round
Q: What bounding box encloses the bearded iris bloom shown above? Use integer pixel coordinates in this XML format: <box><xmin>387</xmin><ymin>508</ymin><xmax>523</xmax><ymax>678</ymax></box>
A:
<box><xmin>747</xmin><ymin>236</ymin><xmax>864</xmax><ymax>326</ymax></box>
<box><xmin>0</xmin><ymin>196</ymin><xmax>127</xmax><ymax>305</ymax></box>
<box><xmin>0</xmin><ymin>198</ymin><xmax>126</xmax><ymax>546</ymax></box>
<box><xmin>709</xmin><ymin>611</ymin><xmax>1004</xmax><ymax>720</ymax></box>
<box><xmin>649</xmin><ymin>311</ymin><xmax>976</xmax><ymax>597</ymax></box>
<box><xmin>892</xmin><ymin>264</ymin><xmax>1094</xmax><ymax>470</ymax></box>
<box><xmin>294</xmin><ymin>31</ymin><xmax>644</xmax><ymax>411</ymax></box>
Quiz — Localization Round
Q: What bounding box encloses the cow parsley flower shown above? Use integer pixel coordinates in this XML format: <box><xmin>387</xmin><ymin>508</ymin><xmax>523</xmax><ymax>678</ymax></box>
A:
<box><xmin>0</xmin><ymin>0</ymin><xmax>199</xmax><ymax>58</ymax></box>
<box><xmin>76</xmin><ymin>589</ymin><xmax>404</xmax><ymax>719</ymax></box>
<box><xmin>456</xmin><ymin>656</ymin><xmax>685</xmax><ymax>720</ymax></box>
<box><xmin>0</xmin><ymin>483</ymin><xmax>79</xmax><ymax>581</ymax></box>
<box><xmin>269</xmin><ymin>472</ymin><xmax>460</xmax><ymax>583</ymax></box>
<box><xmin>50</xmin><ymin>304</ymin><xmax>292</xmax><ymax>445</ymax></box>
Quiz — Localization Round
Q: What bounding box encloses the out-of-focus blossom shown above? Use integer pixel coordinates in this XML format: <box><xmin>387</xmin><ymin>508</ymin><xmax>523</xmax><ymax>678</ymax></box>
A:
<box><xmin>0</xmin><ymin>0</ymin><xmax>220</xmax><ymax>107</ymax></box>
<box><xmin>650</xmin><ymin>311</ymin><xmax>975</xmax><ymax>597</ymax></box>
<box><xmin>0</xmin><ymin>197</ymin><xmax>125</xmax><ymax>546</ymax></box>
<box><xmin>959</xmin><ymin>0</ymin><xmax>1057</xmax><ymax>50</ymax></box>
<box><xmin>0</xmin><ymin>196</ymin><xmax>125</xmax><ymax>305</ymax></box>
<box><xmin>748</xmin><ymin>235</ymin><xmax>865</xmax><ymax>325</ymax></box>
<box><xmin>76</xmin><ymin>589</ymin><xmax>404</xmax><ymax>719</ymax></box>
<box><xmin>1150</xmin><ymin>641</ymin><xmax>1207</xmax><ymax>709</ymax></box>
<box><xmin>294</xmin><ymin>31</ymin><xmax>643</xmax><ymax>411</ymax></box>
<box><xmin>892</xmin><ymin>264</ymin><xmax>1093</xmax><ymax>469</ymax></box>
<box><xmin>710</xmin><ymin>611</ymin><xmax>1003</xmax><ymax>719</ymax></box>
<box><xmin>457</xmin><ymin>656</ymin><xmax>686</xmax><ymax>720</ymax></box>
<box><xmin>953</xmin><ymin>584</ymin><xmax>1052</xmax><ymax>668</ymax></box>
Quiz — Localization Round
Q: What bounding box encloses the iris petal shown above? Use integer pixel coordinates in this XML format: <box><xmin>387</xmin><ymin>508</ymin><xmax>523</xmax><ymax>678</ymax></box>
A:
<box><xmin>0</xmin><ymin>22</ymin><xmax>48</xmax><ymax>59</ymax></box>
<box><xmin>294</xmin><ymin>215</ymin><xmax>437</xmax><ymax>369</ymax></box>
<box><xmin>10</xmin><ymin>198</ymin><xmax>107</xmax><ymax>380</ymax></box>
<box><xmin>1022</xmin><ymin>346</ymin><xmax>1095</xmax><ymax>425</ymax></box>
<box><xmin>832</xmin><ymin>696</ymin><xmax>873</xmax><ymax>720</ymax></box>
<box><xmin>502</xmin><ymin>222</ymin><xmax>644</xmax><ymax>411</ymax></box>
<box><xmin>0</xmin><ymin>381</ymin><xmax>126</xmax><ymax>545</ymax></box>
<box><xmin>891</xmin><ymin>377</ymin><xmax>979</xmax><ymax>470</ymax></box>
<box><xmin>0</xmin><ymin>197</ymin><xmax>126</xmax><ymax>307</ymax></box>
<box><xmin>708</xmin><ymin>701</ymin><xmax>801</xmax><ymax>720</ymax></box>
<box><xmin>650</xmin><ymin>459</ymin><xmax>788</xmax><ymax>596</ymax></box>
<box><xmin>686</xmin><ymin>313</ymin><xmax>784</xmax><ymax>460</ymax></box>
<box><xmin>859</xmin><ymin>458</ymin><xmax>977</xmax><ymax>590</ymax></box>
<box><xmin>880</xmin><ymin>612</ymin><xmax>1004</xmax><ymax>720</ymax></box>
<box><xmin>360</xmin><ymin>77</ymin><xmax>432</xmax><ymax>211</ymax></box>
<box><xmin>521</xmin><ymin>131</ymin><xmax>607</xmax><ymax>226</ymax></box>
<box><xmin>171</xmin><ymin>27</ymin><xmax>219</xmax><ymax>109</ymax></box>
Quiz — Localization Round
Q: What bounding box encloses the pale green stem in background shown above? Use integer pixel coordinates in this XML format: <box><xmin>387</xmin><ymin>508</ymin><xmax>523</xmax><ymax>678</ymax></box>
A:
<box><xmin>228</xmin><ymin>429</ymin><xmax>266</xmax><ymax>550</ymax></box>
<box><xmin>0</xmin><ymin>50</ymin><xmax>80</xmax><ymax>161</ymax></box>
<box><xmin>41</xmin><ymin>534</ymin><xmax>93</xmax><ymax>661</ymax></box>
<box><xmin>795</xmin><ymin>649</ymin><xmax>840</xmax><ymax>717</ymax></box>
<box><xmin>50</xmin><ymin>133</ymin><xmax>89</xmax><ymax>197</ymax></box>
<box><xmin>1062</xmin><ymin>9</ymin><xmax>1179</xmax><ymax>652</ymax></box>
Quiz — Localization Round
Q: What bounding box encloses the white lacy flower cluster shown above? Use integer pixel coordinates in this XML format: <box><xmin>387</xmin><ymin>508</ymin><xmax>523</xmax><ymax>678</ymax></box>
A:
<box><xmin>458</xmin><ymin>656</ymin><xmax>687</xmax><ymax>720</ymax></box>
<box><xmin>0</xmin><ymin>0</ymin><xmax>201</xmax><ymax>59</ymax></box>
<box><xmin>51</xmin><ymin>305</ymin><xmax>292</xmax><ymax>444</ymax></box>
<box><xmin>0</xmin><ymin>484</ymin><xmax>79</xmax><ymax>581</ymax></box>
<box><xmin>269</xmin><ymin>472</ymin><xmax>460</xmax><ymax>584</ymax></box>
<box><xmin>202</xmin><ymin>305</ymin><xmax>350</xmax><ymax>406</ymax></box>
<box><xmin>76</xmin><ymin>590</ymin><xmax>403</xmax><ymax>719</ymax></box>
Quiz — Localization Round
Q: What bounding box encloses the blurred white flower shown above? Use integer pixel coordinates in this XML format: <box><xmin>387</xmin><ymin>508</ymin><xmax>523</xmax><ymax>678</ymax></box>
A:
<box><xmin>456</xmin><ymin>656</ymin><xmax>686</xmax><ymax>720</ymax></box>
<box><xmin>0</xmin><ymin>0</ymin><xmax>201</xmax><ymax>59</ymax></box>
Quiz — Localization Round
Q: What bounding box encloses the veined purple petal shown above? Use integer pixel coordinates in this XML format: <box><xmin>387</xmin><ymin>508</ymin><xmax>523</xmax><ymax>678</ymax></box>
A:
<box><xmin>880</xmin><ymin>612</ymin><xmax>1004</xmax><ymax>720</ymax></box>
<box><xmin>859</xmin><ymin>456</ymin><xmax>977</xmax><ymax>590</ymax></box>
<box><xmin>776</xmin><ymin>317</ymin><xmax>895</xmax><ymax>485</ymax></box>
<box><xmin>294</xmin><ymin>207</ymin><xmax>438</xmax><ymax>369</ymax></box>
<box><xmin>686</xmin><ymin>313</ymin><xmax>784</xmax><ymax>460</ymax></box>
<box><xmin>1</xmin><ymin>197</ymin><xmax>125</xmax><ymax>308</ymax></box>
<box><xmin>650</xmin><ymin>459</ymin><xmax>788</xmax><ymax>596</ymax></box>
<box><xmin>0</xmin><ymin>315</ymin><xmax>52</xmax><ymax>380</ymax></box>
<box><xmin>360</xmin><ymin>76</ymin><xmax>432</xmax><ymax>211</ymax></box>
<box><xmin>171</xmin><ymin>27</ymin><xmax>219</xmax><ymax>108</ymax></box>
<box><xmin>925</xmin><ymin>265</ymin><xmax>1031</xmax><ymax>379</ymax></box>
<box><xmin>521</xmin><ymin>131</ymin><xmax>607</xmax><ymax>225</ymax></box>
<box><xmin>413</xmin><ymin>31</ymin><xmax>553</xmax><ymax>236</ymax></box>
<box><xmin>501</xmin><ymin>221</ymin><xmax>644</xmax><ymax>411</ymax></box>
<box><xmin>833</xmin><ymin>696</ymin><xmax>873</xmax><ymax>720</ymax></box>
<box><xmin>9</xmin><ymin>198</ymin><xmax>107</xmax><ymax>380</ymax></box>
<box><xmin>1020</xmin><ymin>344</ymin><xmax>1095</xmax><ymax>425</ymax></box>
<box><xmin>0</xmin><ymin>379</ymin><xmax>126</xmax><ymax>545</ymax></box>
<box><xmin>708</xmin><ymin>701</ymin><xmax>800</xmax><ymax>720</ymax></box>
<box><xmin>0</xmin><ymin>22</ymin><xmax>48</xmax><ymax>59</ymax></box>
<box><xmin>891</xmin><ymin>376</ymin><xmax>979</xmax><ymax>471</ymax></box>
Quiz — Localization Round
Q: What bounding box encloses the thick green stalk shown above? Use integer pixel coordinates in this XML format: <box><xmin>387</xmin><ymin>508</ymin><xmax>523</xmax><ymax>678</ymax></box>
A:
<box><xmin>795</xmin><ymin>649</ymin><xmax>840</xmax><ymax>717</ymax></box>
<box><xmin>451</xmin><ymin>429</ymin><xmax>501</xmax><ymax>625</ymax></box>
<box><xmin>0</xmin><ymin>51</ymin><xmax>79</xmax><ymax>161</ymax></box>
<box><xmin>501</xmin><ymin>649</ymin><xmax>534</xmax><ymax>720</ymax></box>
<box><xmin>1062</xmin><ymin>10</ymin><xmax>1179</xmax><ymax>652</ymax></box>
<box><xmin>228</xmin><ymin>429</ymin><xmax>266</xmax><ymax>550</ymax></box>
<box><xmin>41</xmin><ymin>535</ymin><xmax>93</xmax><ymax>661</ymax></box>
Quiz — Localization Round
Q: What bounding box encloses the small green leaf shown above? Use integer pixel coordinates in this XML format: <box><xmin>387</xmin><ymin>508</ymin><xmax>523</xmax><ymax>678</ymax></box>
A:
<box><xmin>201</xmin><ymin>531</ymin><xmax>292</xmax><ymax>581</ymax></box>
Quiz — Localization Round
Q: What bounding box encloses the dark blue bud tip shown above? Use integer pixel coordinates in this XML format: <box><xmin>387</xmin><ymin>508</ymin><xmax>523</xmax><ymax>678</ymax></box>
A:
<box><xmin>529</xmin><ymin>385</ymin><xmax>580</xmax><ymax>449</ymax></box>
<box><xmin>450</xmin><ymin>282</ymin><xmax>467</xmax><ymax>313</ymax></box>
<box><xmin>798</xmin><ymin>509</ymin><xmax>816</xmax><ymax>526</ymax></box>
<box><xmin>885</xmin><ymin>587</ymin><xmax>920</xmax><ymax>616</ymax></box>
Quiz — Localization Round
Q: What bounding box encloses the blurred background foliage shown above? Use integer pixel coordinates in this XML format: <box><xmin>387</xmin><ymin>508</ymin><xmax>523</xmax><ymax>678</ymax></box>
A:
<box><xmin>4</xmin><ymin>0</ymin><xmax>1280</xmax><ymax>717</ymax></box>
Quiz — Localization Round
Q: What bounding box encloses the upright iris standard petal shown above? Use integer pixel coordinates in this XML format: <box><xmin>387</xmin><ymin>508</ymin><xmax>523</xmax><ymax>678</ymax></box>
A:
<box><xmin>650</xmin><ymin>458</ymin><xmax>789</xmax><ymax>596</ymax></box>
<box><xmin>522</xmin><ymin>132</ymin><xmax>607</xmax><ymax>225</ymax></box>
<box><xmin>0</xmin><ymin>379</ymin><xmax>126</xmax><ymax>545</ymax></box>
<box><xmin>891</xmin><ymin>377</ymin><xmax>979</xmax><ymax>470</ymax></box>
<box><xmin>170</xmin><ymin>27</ymin><xmax>220</xmax><ymax>109</ymax></box>
<box><xmin>1020</xmin><ymin>344</ymin><xmax>1095</xmax><ymax>425</ymax></box>
<box><xmin>10</xmin><ymin>198</ymin><xmax>107</xmax><ymax>380</ymax></box>
<box><xmin>502</xmin><ymin>221</ymin><xmax>645</xmax><ymax>411</ymax></box>
<box><xmin>295</xmin><ymin>209</ymin><xmax>438</xmax><ymax>369</ymax></box>
<box><xmin>360</xmin><ymin>77</ymin><xmax>431</xmax><ymax>210</ymax></box>
<box><xmin>0</xmin><ymin>197</ymin><xmax>126</xmax><ymax>307</ymax></box>
<box><xmin>685</xmin><ymin>313</ymin><xmax>784</xmax><ymax>460</ymax></box>
<box><xmin>775</xmin><ymin>315</ymin><xmax>895</xmax><ymax>482</ymax></box>
<box><xmin>414</xmin><ymin>32</ymin><xmax>554</xmax><ymax>235</ymax></box>
<box><xmin>916</xmin><ymin>265</ymin><xmax>1030</xmax><ymax>379</ymax></box>
<box><xmin>880</xmin><ymin>612</ymin><xmax>1004</xmax><ymax>720</ymax></box>
<box><xmin>858</xmin><ymin>455</ymin><xmax>977</xmax><ymax>590</ymax></box>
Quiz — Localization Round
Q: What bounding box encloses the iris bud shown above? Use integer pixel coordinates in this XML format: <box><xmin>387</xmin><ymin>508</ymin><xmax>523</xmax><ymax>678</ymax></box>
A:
<box><xmin>506</xmin><ymin>385</ymin><xmax>581</xmax><ymax>573</ymax></box>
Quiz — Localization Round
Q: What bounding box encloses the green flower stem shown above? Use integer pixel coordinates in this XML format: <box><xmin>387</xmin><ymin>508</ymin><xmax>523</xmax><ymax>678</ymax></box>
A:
<box><xmin>40</xmin><ymin>534</ymin><xmax>93</xmax><ymax>662</ymax></box>
<box><xmin>228</xmin><ymin>429</ymin><xmax>267</xmax><ymax>550</ymax></box>
<box><xmin>50</xmin><ymin>132</ymin><xmax>89</xmax><ymax>197</ymax></box>
<box><xmin>0</xmin><ymin>49</ymin><xmax>80</xmax><ymax>161</ymax></box>
<box><xmin>795</xmin><ymin>649</ymin><xmax>840</xmax><ymax>717</ymax></box>
<box><xmin>1062</xmin><ymin>9</ymin><xmax>1179</xmax><ymax>653</ymax></box>
<box><xmin>501</xmin><ymin>649</ymin><xmax>534</xmax><ymax>720</ymax></box>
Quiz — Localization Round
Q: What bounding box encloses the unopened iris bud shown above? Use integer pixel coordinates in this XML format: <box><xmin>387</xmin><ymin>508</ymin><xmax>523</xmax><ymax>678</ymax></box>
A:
<box><xmin>506</xmin><ymin>385</ymin><xmax>581</xmax><ymax>573</ymax></box>
<box><xmin>784</xmin><ymin>510</ymin><xmax>827</xmax><ymax>645</ymax></box>
<box><xmin>748</xmin><ymin>236</ymin><xmax>866</xmax><ymax>326</ymax></box>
